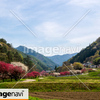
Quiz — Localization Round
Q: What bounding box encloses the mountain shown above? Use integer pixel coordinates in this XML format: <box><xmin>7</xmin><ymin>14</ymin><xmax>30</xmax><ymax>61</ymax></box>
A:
<box><xmin>16</xmin><ymin>46</ymin><xmax>58</xmax><ymax>69</ymax></box>
<box><xmin>64</xmin><ymin>37</ymin><xmax>100</xmax><ymax>64</ymax></box>
<box><xmin>17</xmin><ymin>50</ymin><xmax>49</xmax><ymax>71</ymax></box>
<box><xmin>47</xmin><ymin>53</ymin><xmax>77</xmax><ymax>66</ymax></box>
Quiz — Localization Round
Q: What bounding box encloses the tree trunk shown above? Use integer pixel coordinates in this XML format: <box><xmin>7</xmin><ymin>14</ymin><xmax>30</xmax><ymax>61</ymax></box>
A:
<box><xmin>2</xmin><ymin>78</ymin><xmax>4</xmax><ymax>82</ymax></box>
<box><xmin>11</xmin><ymin>77</ymin><xmax>12</xmax><ymax>82</ymax></box>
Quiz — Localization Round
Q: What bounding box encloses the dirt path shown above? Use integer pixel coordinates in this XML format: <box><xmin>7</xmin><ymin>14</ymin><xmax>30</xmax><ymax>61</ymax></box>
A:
<box><xmin>22</xmin><ymin>79</ymin><xmax>36</xmax><ymax>82</ymax></box>
<box><xmin>29</xmin><ymin>92</ymin><xmax>100</xmax><ymax>100</ymax></box>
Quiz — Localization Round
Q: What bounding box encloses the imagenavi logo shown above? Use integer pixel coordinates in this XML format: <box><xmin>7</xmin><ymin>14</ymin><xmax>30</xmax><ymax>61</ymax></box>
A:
<box><xmin>0</xmin><ymin>89</ymin><xmax>28</xmax><ymax>100</ymax></box>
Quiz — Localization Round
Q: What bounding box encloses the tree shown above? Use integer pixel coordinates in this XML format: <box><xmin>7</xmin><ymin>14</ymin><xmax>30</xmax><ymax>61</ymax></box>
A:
<box><xmin>14</xmin><ymin>52</ymin><xmax>23</xmax><ymax>62</ymax></box>
<box><xmin>60</xmin><ymin>71</ymin><xmax>70</xmax><ymax>75</ymax></box>
<box><xmin>7</xmin><ymin>51</ymin><xmax>13</xmax><ymax>63</ymax></box>
<box><xmin>54</xmin><ymin>65</ymin><xmax>57</xmax><ymax>72</ymax></box>
<box><xmin>0</xmin><ymin>62</ymin><xmax>9</xmax><ymax>82</ymax></box>
<box><xmin>93</xmin><ymin>57</ymin><xmax>100</xmax><ymax>65</ymax></box>
<box><xmin>0</xmin><ymin>53</ymin><xmax>7</xmax><ymax>62</ymax></box>
<box><xmin>7</xmin><ymin>43</ymin><xmax>12</xmax><ymax>47</ymax></box>
<box><xmin>0</xmin><ymin>61</ymin><xmax>25</xmax><ymax>82</ymax></box>
<box><xmin>0</xmin><ymin>45</ymin><xmax>7</xmax><ymax>53</ymax></box>
<box><xmin>26</xmin><ymin>71</ymin><xmax>40</xmax><ymax>78</ymax></box>
<box><xmin>40</xmin><ymin>70</ymin><xmax>47</xmax><ymax>76</ymax></box>
<box><xmin>23</xmin><ymin>56</ymin><xmax>33</xmax><ymax>69</ymax></box>
<box><xmin>9</xmin><ymin>66</ymin><xmax>25</xmax><ymax>81</ymax></box>
<box><xmin>0</xmin><ymin>38</ymin><xmax>7</xmax><ymax>44</ymax></box>
<box><xmin>73</xmin><ymin>62</ymin><xmax>84</xmax><ymax>70</ymax></box>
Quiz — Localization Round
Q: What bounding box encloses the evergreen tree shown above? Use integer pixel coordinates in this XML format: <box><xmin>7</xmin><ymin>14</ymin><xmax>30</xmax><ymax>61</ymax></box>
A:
<box><xmin>54</xmin><ymin>65</ymin><xmax>57</xmax><ymax>72</ymax></box>
<box><xmin>23</xmin><ymin>56</ymin><xmax>33</xmax><ymax>69</ymax></box>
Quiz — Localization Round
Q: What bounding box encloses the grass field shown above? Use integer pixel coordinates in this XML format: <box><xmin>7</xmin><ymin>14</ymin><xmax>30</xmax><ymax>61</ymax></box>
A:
<box><xmin>29</xmin><ymin>96</ymin><xmax>58</xmax><ymax>100</ymax></box>
<box><xmin>0</xmin><ymin>71</ymin><xmax>100</xmax><ymax>92</ymax></box>
<box><xmin>29</xmin><ymin>96</ymin><xmax>44</xmax><ymax>100</ymax></box>
<box><xmin>32</xmin><ymin>70</ymin><xmax>100</xmax><ymax>83</ymax></box>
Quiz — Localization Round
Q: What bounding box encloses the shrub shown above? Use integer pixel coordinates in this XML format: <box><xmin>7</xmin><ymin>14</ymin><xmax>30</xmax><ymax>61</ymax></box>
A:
<box><xmin>60</xmin><ymin>71</ymin><xmax>70</xmax><ymax>75</ymax></box>
<box><xmin>40</xmin><ymin>70</ymin><xmax>47</xmax><ymax>76</ymax></box>
<box><xmin>81</xmin><ymin>68</ymin><xmax>87</xmax><ymax>73</ymax></box>
<box><xmin>27</xmin><ymin>71</ymin><xmax>40</xmax><ymax>78</ymax></box>
<box><xmin>73</xmin><ymin>62</ymin><xmax>84</xmax><ymax>70</ymax></box>
<box><xmin>88</xmin><ymin>68</ymin><xmax>96</xmax><ymax>72</ymax></box>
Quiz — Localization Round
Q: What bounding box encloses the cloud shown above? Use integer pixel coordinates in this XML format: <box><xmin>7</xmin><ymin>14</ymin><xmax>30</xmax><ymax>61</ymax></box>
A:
<box><xmin>68</xmin><ymin>34</ymin><xmax>99</xmax><ymax>44</ymax></box>
<box><xmin>35</xmin><ymin>22</ymin><xmax>65</xmax><ymax>40</ymax></box>
<box><xmin>68</xmin><ymin>0</ymin><xmax>99</xmax><ymax>8</ymax></box>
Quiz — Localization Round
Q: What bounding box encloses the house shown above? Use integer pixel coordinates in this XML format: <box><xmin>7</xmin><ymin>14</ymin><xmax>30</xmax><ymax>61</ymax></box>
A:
<box><xmin>53</xmin><ymin>72</ymin><xmax>60</xmax><ymax>76</ymax></box>
<box><xmin>83</xmin><ymin>62</ymin><xmax>92</xmax><ymax>67</ymax></box>
<box><xmin>46</xmin><ymin>70</ymin><xmax>51</xmax><ymax>73</ymax></box>
<box><xmin>90</xmin><ymin>65</ymin><xmax>96</xmax><ymax>68</ymax></box>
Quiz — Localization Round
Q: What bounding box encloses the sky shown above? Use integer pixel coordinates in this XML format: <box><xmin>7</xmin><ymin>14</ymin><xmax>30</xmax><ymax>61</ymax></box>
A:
<box><xmin>0</xmin><ymin>0</ymin><xmax>100</xmax><ymax>56</ymax></box>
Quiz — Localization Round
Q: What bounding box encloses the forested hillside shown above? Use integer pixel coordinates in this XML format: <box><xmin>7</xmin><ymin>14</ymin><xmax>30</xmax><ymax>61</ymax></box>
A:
<box><xmin>65</xmin><ymin>37</ymin><xmax>100</xmax><ymax>64</ymax></box>
<box><xmin>0</xmin><ymin>38</ymin><xmax>23</xmax><ymax>63</ymax></box>
<box><xmin>18</xmin><ymin>50</ymin><xmax>50</xmax><ymax>71</ymax></box>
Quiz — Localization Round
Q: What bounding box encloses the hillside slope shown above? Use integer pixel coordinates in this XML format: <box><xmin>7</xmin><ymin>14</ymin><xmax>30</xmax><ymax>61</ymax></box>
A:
<box><xmin>47</xmin><ymin>53</ymin><xmax>77</xmax><ymax>66</ymax></box>
<box><xmin>16</xmin><ymin>46</ymin><xmax>58</xmax><ymax>69</ymax></box>
<box><xmin>0</xmin><ymin>38</ymin><xmax>23</xmax><ymax>63</ymax></box>
<box><xmin>18</xmin><ymin>50</ymin><xmax>50</xmax><ymax>71</ymax></box>
<box><xmin>0</xmin><ymin>38</ymin><xmax>49</xmax><ymax>71</ymax></box>
<box><xmin>65</xmin><ymin>37</ymin><xmax>100</xmax><ymax>64</ymax></box>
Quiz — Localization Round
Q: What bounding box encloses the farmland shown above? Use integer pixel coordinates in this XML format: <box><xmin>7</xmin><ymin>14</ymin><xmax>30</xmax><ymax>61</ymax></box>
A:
<box><xmin>0</xmin><ymin>70</ymin><xmax>100</xmax><ymax>99</ymax></box>
<box><xmin>0</xmin><ymin>68</ymin><xmax>100</xmax><ymax>100</ymax></box>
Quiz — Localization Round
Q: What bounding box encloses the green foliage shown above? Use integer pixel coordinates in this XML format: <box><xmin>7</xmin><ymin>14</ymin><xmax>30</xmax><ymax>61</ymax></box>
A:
<box><xmin>7</xmin><ymin>51</ymin><xmax>13</xmax><ymax>62</ymax></box>
<box><xmin>23</xmin><ymin>56</ymin><xmax>33</xmax><ymax>69</ymax></box>
<box><xmin>93</xmin><ymin>57</ymin><xmax>100</xmax><ymax>65</ymax></box>
<box><xmin>57</xmin><ymin>65</ymin><xmax>73</xmax><ymax>72</ymax></box>
<box><xmin>0</xmin><ymin>53</ymin><xmax>7</xmax><ymax>62</ymax></box>
<box><xmin>29</xmin><ymin>96</ymin><xmax>58</xmax><ymax>100</ymax></box>
<box><xmin>0</xmin><ymin>38</ymin><xmax>24</xmax><ymax>63</ymax></box>
<box><xmin>0</xmin><ymin>45</ymin><xmax>7</xmax><ymax>53</ymax></box>
<box><xmin>0</xmin><ymin>82</ymin><xmax>100</xmax><ymax>92</ymax></box>
<box><xmin>54</xmin><ymin>65</ymin><xmax>57</xmax><ymax>72</ymax></box>
<box><xmin>65</xmin><ymin>37</ymin><xmax>100</xmax><ymax>64</ymax></box>
<box><xmin>89</xmin><ymin>70</ymin><xmax>100</xmax><ymax>77</ymax></box>
<box><xmin>29</xmin><ymin>96</ymin><xmax>44</xmax><ymax>100</ymax></box>
<box><xmin>73</xmin><ymin>62</ymin><xmax>84</xmax><ymax>70</ymax></box>
<box><xmin>7</xmin><ymin>43</ymin><xmax>12</xmax><ymax>47</ymax></box>
<box><xmin>0</xmin><ymin>38</ymin><xmax>7</xmax><ymax>44</ymax></box>
<box><xmin>14</xmin><ymin>52</ymin><xmax>23</xmax><ymax>62</ymax></box>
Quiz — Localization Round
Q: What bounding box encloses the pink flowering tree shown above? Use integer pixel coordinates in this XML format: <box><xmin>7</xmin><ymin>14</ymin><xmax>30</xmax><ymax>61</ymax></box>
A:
<box><xmin>9</xmin><ymin>65</ymin><xmax>25</xmax><ymax>81</ymax></box>
<box><xmin>0</xmin><ymin>61</ymin><xmax>25</xmax><ymax>82</ymax></box>
<box><xmin>60</xmin><ymin>71</ymin><xmax>70</xmax><ymax>76</ymax></box>
<box><xmin>0</xmin><ymin>61</ymin><xmax>9</xmax><ymax>82</ymax></box>
<box><xmin>26</xmin><ymin>71</ymin><xmax>40</xmax><ymax>78</ymax></box>
<box><xmin>40</xmin><ymin>70</ymin><xmax>47</xmax><ymax>76</ymax></box>
<box><xmin>81</xmin><ymin>68</ymin><xmax>87</xmax><ymax>73</ymax></box>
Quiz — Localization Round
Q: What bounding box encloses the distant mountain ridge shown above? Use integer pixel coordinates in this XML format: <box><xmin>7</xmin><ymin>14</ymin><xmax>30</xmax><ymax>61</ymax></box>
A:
<box><xmin>47</xmin><ymin>53</ymin><xmax>77</xmax><ymax>66</ymax></box>
<box><xmin>16</xmin><ymin>46</ymin><xmax>58</xmax><ymax>69</ymax></box>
